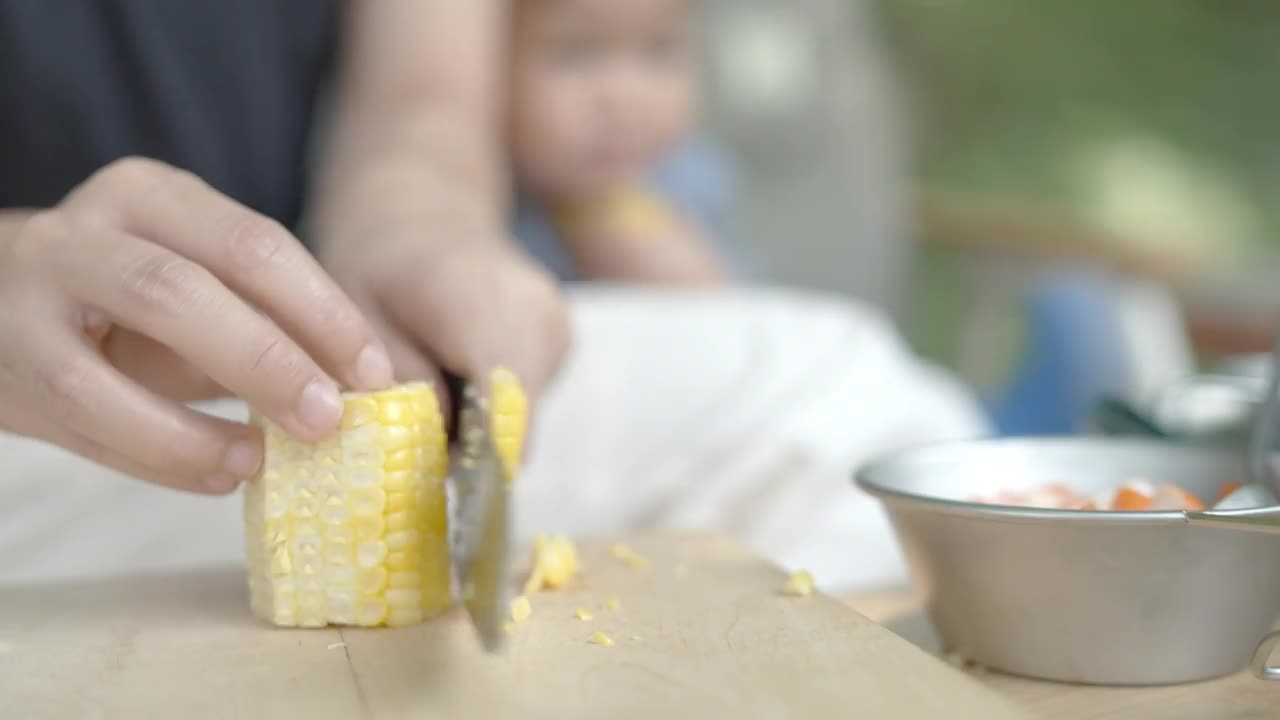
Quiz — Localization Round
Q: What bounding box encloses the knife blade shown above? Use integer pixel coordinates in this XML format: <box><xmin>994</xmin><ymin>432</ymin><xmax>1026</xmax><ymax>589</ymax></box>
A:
<box><xmin>449</xmin><ymin>378</ymin><xmax>513</xmax><ymax>652</ymax></box>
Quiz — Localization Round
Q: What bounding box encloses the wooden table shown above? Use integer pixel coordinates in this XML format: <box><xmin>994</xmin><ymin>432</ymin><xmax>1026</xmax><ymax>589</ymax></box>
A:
<box><xmin>846</xmin><ymin>589</ymin><xmax>1280</xmax><ymax>720</ymax></box>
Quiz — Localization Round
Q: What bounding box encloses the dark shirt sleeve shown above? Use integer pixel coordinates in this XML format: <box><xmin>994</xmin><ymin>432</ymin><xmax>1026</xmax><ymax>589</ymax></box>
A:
<box><xmin>0</xmin><ymin>0</ymin><xmax>340</xmax><ymax>226</ymax></box>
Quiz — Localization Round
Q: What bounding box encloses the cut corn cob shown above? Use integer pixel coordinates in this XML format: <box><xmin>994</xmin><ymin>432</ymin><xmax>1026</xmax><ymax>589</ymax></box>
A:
<box><xmin>244</xmin><ymin>382</ymin><xmax>451</xmax><ymax>628</ymax></box>
<box><xmin>488</xmin><ymin>367</ymin><xmax>528</xmax><ymax>483</ymax></box>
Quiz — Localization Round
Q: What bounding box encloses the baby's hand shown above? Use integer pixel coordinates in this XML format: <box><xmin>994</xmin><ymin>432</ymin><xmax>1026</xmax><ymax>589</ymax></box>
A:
<box><xmin>551</xmin><ymin>186</ymin><xmax>731</xmax><ymax>286</ymax></box>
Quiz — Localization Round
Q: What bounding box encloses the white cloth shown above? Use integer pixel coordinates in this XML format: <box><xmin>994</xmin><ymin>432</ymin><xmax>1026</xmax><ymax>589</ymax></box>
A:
<box><xmin>0</xmin><ymin>287</ymin><xmax>988</xmax><ymax>590</ymax></box>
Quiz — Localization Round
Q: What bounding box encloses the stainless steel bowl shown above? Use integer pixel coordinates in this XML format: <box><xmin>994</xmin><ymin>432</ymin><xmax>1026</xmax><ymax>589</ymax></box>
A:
<box><xmin>856</xmin><ymin>437</ymin><xmax>1280</xmax><ymax>685</ymax></box>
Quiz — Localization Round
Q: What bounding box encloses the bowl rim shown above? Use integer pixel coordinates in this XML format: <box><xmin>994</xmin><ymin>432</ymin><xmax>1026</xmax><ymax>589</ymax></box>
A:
<box><xmin>853</xmin><ymin>436</ymin><xmax>1245</xmax><ymax>526</ymax></box>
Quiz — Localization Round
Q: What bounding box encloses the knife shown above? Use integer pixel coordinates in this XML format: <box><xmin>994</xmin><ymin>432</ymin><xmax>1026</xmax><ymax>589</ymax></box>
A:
<box><xmin>448</xmin><ymin>375</ymin><xmax>513</xmax><ymax>652</ymax></box>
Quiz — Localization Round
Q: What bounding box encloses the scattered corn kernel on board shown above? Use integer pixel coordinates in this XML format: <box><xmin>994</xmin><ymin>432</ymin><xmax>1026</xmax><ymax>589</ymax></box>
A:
<box><xmin>1</xmin><ymin>533</ymin><xmax>1030</xmax><ymax>720</ymax></box>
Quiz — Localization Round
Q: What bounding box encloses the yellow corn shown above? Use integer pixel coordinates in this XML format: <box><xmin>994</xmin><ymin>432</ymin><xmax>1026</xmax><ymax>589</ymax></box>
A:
<box><xmin>509</xmin><ymin>595</ymin><xmax>533</xmax><ymax>624</ymax></box>
<box><xmin>781</xmin><ymin>570</ymin><xmax>815</xmax><ymax>597</ymax></box>
<box><xmin>244</xmin><ymin>369</ymin><xmax>528</xmax><ymax>628</ymax></box>
<box><xmin>522</xmin><ymin>533</ymin><xmax>580</xmax><ymax>594</ymax></box>
<box><xmin>608</xmin><ymin>543</ymin><xmax>650</xmax><ymax>570</ymax></box>
<box><xmin>488</xmin><ymin>367</ymin><xmax>527</xmax><ymax>483</ymax></box>
<box><xmin>552</xmin><ymin>186</ymin><xmax>674</xmax><ymax>239</ymax></box>
<box><xmin>244</xmin><ymin>382</ymin><xmax>451</xmax><ymax>628</ymax></box>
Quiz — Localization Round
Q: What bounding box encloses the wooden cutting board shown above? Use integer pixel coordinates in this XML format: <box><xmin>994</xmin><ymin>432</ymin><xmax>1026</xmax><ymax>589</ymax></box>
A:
<box><xmin>1</xmin><ymin>533</ymin><xmax>1030</xmax><ymax>719</ymax></box>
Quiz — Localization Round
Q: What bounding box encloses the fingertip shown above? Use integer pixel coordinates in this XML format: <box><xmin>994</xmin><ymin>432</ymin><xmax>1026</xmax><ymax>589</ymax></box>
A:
<box><xmin>354</xmin><ymin>343</ymin><xmax>395</xmax><ymax>391</ymax></box>
<box><xmin>224</xmin><ymin>437</ymin><xmax>263</xmax><ymax>479</ymax></box>
<box><xmin>202</xmin><ymin>473</ymin><xmax>242</xmax><ymax>495</ymax></box>
<box><xmin>293</xmin><ymin>380</ymin><xmax>344</xmax><ymax>440</ymax></box>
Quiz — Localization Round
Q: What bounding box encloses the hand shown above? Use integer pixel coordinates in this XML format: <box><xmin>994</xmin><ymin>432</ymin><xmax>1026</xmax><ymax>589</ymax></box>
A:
<box><xmin>306</xmin><ymin>0</ymin><xmax>567</xmax><ymax>412</ymax></box>
<box><xmin>552</xmin><ymin>187</ymin><xmax>732</xmax><ymax>286</ymax></box>
<box><xmin>0</xmin><ymin>157</ymin><xmax>396</xmax><ymax>494</ymax></box>
<box><xmin>319</xmin><ymin>220</ymin><xmax>571</xmax><ymax>416</ymax></box>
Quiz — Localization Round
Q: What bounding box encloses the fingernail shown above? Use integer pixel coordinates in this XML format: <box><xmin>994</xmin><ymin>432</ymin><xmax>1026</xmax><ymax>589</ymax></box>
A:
<box><xmin>297</xmin><ymin>380</ymin><xmax>344</xmax><ymax>435</ymax></box>
<box><xmin>224</xmin><ymin>439</ymin><xmax>262</xmax><ymax>479</ymax></box>
<box><xmin>355</xmin><ymin>344</ymin><xmax>394</xmax><ymax>390</ymax></box>
<box><xmin>204</xmin><ymin>473</ymin><xmax>240</xmax><ymax>494</ymax></box>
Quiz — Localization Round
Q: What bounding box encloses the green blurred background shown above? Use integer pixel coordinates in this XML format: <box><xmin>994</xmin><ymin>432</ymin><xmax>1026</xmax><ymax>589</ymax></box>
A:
<box><xmin>882</xmin><ymin>0</ymin><xmax>1279</xmax><ymax>252</ymax></box>
<box><xmin>701</xmin><ymin>0</ymin><xmax>1280</xmax><ymax>395</ymax></box>
<box><xmin>878</xmin><ymin>0</ymin><xmax>1280</xmax><ymax>385</ymax></box>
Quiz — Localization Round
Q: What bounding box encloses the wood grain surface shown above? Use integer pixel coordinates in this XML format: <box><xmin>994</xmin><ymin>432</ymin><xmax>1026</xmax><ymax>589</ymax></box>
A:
<box><xmin>1</xmin><ymin>533</ymin><xmax>1029</xmax><ymax>720</ymax></box>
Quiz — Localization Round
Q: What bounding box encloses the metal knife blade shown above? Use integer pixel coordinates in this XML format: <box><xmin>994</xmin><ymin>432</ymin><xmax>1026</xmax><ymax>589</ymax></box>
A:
<box><xmin>450</xmin><ymin>381</ymin><xmax>513</xmax><ymax>652</ymax></box>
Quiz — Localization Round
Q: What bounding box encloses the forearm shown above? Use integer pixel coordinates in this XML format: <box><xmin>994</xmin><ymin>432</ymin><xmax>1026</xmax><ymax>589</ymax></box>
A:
<box><xmin>311</xmin><ymin>1</ymin><xmax>508</xmax><ymax>254</ymax></box>
<box><xmin>1</xmin><ymin>209</ymin><xmax>35</xmax><ymax>229</ymax></box>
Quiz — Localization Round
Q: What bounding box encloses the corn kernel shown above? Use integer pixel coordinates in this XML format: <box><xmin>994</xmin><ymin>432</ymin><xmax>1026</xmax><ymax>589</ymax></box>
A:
<box><xmin>377</xmin><ymin>424</ymin><xmax>416</xmax><ymax>451</ymax></box>
<box><xmin>269</xmin><ymin>546</ymin><xmax>292</xmax><ymax>575</ymax></box>
<box><xmin>488</xmin><ymin>367</ymin><xmax>528</xmax><ymax>483</ymax></box>
<box><xmin>343</xmin><ymin>445</ymin><xmax>383</xmax><ymax>470</ymax></box>
<box><xmin>383</xmin><ymin>470</ymin><xmax>413</xmax><ymax>493</ymax></box>
<box><xmin>340</xmin><ymin>397</ymin><xmax>379</xmax><ymax>429</ymax></box>
<box><xmin>385</xmin><ymin>529</ymin><xmax>421</xmax><ymax>551</ymax></box>
<box><xmin>355</xmin><ymin>597</ymin><xmax>388</xmax><ymax>626</ymax></box>
<box><xmin>781</xmin><ymin>570</ymin><xmax>815</xmax><ymax>597</ymax></box>
<box><xmin>387</xmin><ymin>551</ymin><xmax>421</xmax><ymax>572</ymax></box>
<box><xmin>386</xmin><ymin>492</ymin><xmax>414</xmax><ymax>514</ymax></box>
<box><xmin>385</xmin><ymin>589</ymin><xmax>423</xmax><ymax>609</ymax></box>
<box><xmin>347</xmin><ymin>467</ymin><xmax>381</xmax><ymax>488</ymax></box>
<box><xmin>377</xmin><ymin>396</ymin><xmax>410</xmax><ymax>425</ymax></box>
<box><xmin>323</xmin><ymin>524</ymin><xmax>355</xmax><ymax>543</ymax></box>
<box><xmin>351</xmin><ymin>487</ymin><xmax>387</xmax><ymax>516</ymax></box>
<box><xmin>386</xmin><ymin>511</ymin><xmax>414</xmax><ymax>533</ymax></box>
<box><xmin>384</xmin><ymin>448</ymin><xmax>415</xmax><ymax>472</ymax></box>
<box><xmin>319</xmin><ymin>504</ymin><xmax>353</xmax><ymax>527</ymax></box>
<box><xmin>356</xmin><ymin>540</ymin><xmax>388</xmax><ymax>568</ymax></box>
<box><xmin>357</xmin><ymin>566</ymin><xmax>388</xmax><ymax>595</ymax></box>
<box><xmin>609</xmin><ymin>543</ymin><xmax>649</xmax><ymax>570</ymax></box>
<box><xmin>353</xmin><ymin>514</ymin><xmax>386</xmax><ymax>541</ymax></box>
<box><xmin>510</xmin><ymin>595</ymin><xmax>533</xmax><ymax>624</ymax></box>
<box><xmin>325</xmin><ymin>567</ymin><xmax>357</xmax><ymax>586</ymax></box>
<box><xmin>389</xmin><ymin>572</ymin><xmax>420</xmax><ymax>589</ymax></box>
<box><xmin>522</xmin><ymin>534</ymin><xmax>579</xmax><ymax>594</ymax></box>
<box><xmin>323</xmin><ymin>540</ymin><xmax>354</xmax><ymax>566</ymax></box>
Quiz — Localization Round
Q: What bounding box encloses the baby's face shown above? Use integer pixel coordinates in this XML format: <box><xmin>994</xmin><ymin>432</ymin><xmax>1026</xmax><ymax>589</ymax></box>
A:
<box><xmin>510</xmin><ymin>0</ymin><xmax>697</xmax><ymax>198</ymax></box>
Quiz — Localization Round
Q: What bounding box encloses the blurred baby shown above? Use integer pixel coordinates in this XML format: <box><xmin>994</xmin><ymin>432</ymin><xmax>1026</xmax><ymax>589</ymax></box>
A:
<box><xmin>508</xmin><ymin>0</ymin><xmax>747</xmax><ymax>284</ymax></box>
